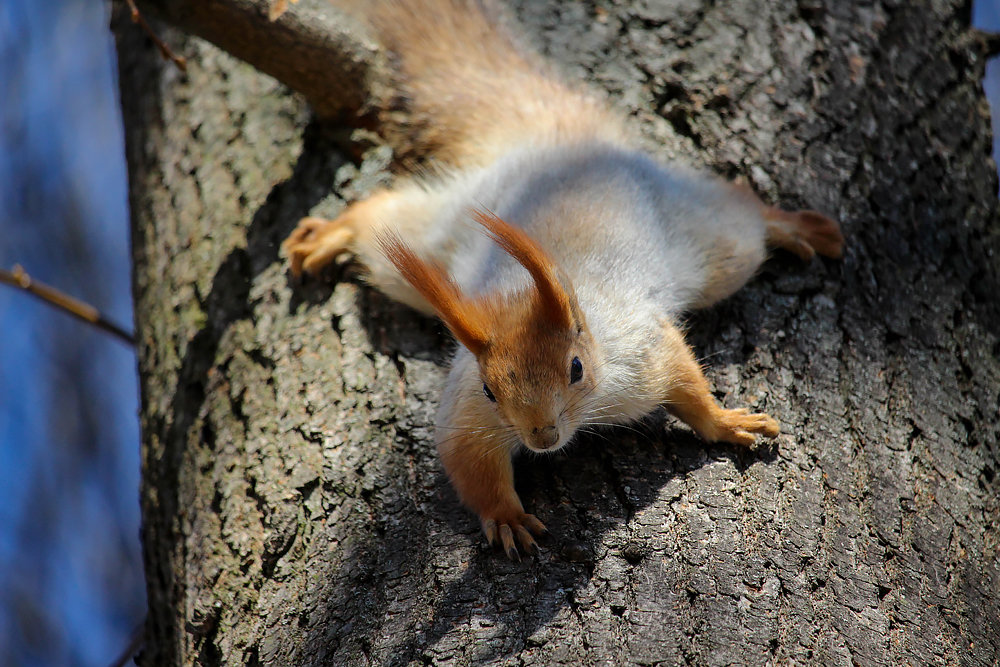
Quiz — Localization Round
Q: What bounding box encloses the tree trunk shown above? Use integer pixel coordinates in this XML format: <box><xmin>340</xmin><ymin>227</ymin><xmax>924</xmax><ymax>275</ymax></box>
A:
<box><xmin>113</xmin><ymin>0</ymin><xmax>1000</xmax><ymax>664</ymax></box>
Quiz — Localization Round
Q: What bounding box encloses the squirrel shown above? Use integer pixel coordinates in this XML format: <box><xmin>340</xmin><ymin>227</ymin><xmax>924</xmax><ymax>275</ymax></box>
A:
<box><xmin>282</xmin><ymin>0</ymin><xmax>844</xmax><ymax>559</ymax></box>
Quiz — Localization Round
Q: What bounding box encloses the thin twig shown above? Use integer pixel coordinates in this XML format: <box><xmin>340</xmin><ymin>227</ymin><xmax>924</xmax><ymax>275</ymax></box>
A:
<box><xmin>124</xmin><ymin>0</ymin><xmax>187</xmax><ymax>72</ymax></box>
<box><xmin>0</xmin><ymin>265</ymin><xmax>135</xmax><ymax>346</ymax></box>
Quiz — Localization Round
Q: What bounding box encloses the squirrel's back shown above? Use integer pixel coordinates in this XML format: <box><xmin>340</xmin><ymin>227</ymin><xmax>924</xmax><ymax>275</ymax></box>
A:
<box><xmin>445</xmin><ymin>143</ymin><xmax>761</xmax><ymax>326</ymax></box>
<box><xmin>342</xmin><ymin>0</ymin><xmax>626</xmax><ymax>166</ymax></box>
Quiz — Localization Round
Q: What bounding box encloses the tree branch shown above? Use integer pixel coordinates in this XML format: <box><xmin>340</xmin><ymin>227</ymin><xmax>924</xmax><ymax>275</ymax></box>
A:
<box><xmin>132</xmin><ymin>0</ymin><xmax>390</xmax><ymax>121</ymax></box>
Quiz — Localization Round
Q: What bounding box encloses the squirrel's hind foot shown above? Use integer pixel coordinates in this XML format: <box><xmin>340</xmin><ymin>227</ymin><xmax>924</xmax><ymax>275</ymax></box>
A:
<box><xmin>282</xmin><ymin>215</ymin><xmax>356</xmax><ymax>277</ymax></box>
<box><xmin>764</xmin><ymin>207</ymin><xmax>844</xmax><ymax>261</ymax></box>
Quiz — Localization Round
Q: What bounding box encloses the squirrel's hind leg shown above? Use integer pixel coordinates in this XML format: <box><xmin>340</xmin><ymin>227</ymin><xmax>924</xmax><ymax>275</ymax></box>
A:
<box><xmin>283</xmin><ymin>183</ymin><xmax>453</xmax><ymax>313</ymax></box>
<box><xmin>762</xmin><ymin>206</ymin><xmax>844</xmax><ymax>261</ymax></box>
<box><xmin>722</xmin><ymin>182</ymin><xmax>843</xmax><ymax>261</ymax></box>
<box><xmin>652</xmin><ymin>320</ymin><xmax>779</xmax><ymax>446</ymax></box>
<box><xmin>283</xmin><ymin>188</ymin><xmax>403</xmax><ymax>278</ymax></box>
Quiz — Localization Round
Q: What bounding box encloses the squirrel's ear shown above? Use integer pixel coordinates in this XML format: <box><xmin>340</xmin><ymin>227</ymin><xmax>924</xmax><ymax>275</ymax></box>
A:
<box><xmin>471</xmin><ymin>209</ymin><xmax>573</xmax><ymax>330</ymax></box>
<box><xmin>378</xmin><ymin>233</ymin><xmax>490</xmax><ymax>355</ymax></box>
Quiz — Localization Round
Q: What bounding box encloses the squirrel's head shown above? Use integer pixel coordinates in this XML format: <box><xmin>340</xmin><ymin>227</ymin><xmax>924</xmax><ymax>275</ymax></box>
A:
<box><xmin>380</xmin><ymin>209</ymin><xmax>599</xmax><ymax>453</ymax></box>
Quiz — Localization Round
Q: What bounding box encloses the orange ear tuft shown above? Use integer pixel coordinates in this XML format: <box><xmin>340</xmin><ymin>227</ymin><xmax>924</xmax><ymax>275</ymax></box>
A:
<box><xmin>470</xmin><ymin>209</ymin><xmax>573</xmax><ymax>330</ymax></box>
<box><xmin>377</xmin><ymin>233</ymin><xmax>490</xmax><ymax>355</ymax></box>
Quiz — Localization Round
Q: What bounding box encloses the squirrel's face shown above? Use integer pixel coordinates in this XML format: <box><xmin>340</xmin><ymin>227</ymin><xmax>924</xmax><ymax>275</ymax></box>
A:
<box><xmin>476</xmin><ymin>319</ymin><xmax>599</xmax><ymax>453</ymax></box>
<box><xmin>381</xmin><ymin>208</ymin><xmax>599</xmax><ymax>452</ymax></box>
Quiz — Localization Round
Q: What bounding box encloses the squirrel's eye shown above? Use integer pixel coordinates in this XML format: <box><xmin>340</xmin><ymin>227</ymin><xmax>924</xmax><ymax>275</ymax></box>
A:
<box><xmin>570</xmin><ymin>356</ymin><xmax>583</xmax><ymax>384</ymax></box>
<box><xmin>483</xmin><ymin>383</ymin><xmax>496</xmax><ymax>402</ymax></box>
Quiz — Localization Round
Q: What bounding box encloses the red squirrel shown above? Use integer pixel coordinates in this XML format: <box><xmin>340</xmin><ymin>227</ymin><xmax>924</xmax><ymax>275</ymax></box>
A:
<box><xmin>282</xmin><ymin>0</ymin><xmax>843</xmax><ymax>559</ymax></box>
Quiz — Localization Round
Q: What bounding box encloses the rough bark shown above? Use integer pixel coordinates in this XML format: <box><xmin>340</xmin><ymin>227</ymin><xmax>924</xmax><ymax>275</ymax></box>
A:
<box><xmin>114</xmin><ymin>0</ymin><xmax>1000</xmax><ymax>665</ymax></box>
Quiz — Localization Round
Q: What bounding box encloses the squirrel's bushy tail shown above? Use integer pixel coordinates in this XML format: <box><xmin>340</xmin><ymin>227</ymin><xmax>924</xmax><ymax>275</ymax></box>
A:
<box><xmin>343</xmin><ymin>0</ymin><xmax>623</xmax><ymax>166</ymax></box>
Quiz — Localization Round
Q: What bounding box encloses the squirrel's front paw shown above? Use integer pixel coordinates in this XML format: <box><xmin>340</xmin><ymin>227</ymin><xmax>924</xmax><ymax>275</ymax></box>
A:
<box><xmin>481</xmin><ymin>511</ymin><xmax>547</xmax><ymax>561</ymax></box>
<box><xmin>705</xmin><ymin>407</ymin><xmax>780</xmax><ymax>447</ymax></box>
<box><xmin>282</xmin><ymin>215</ymin><xmax>355</xmax><ymax>277</ymax></box>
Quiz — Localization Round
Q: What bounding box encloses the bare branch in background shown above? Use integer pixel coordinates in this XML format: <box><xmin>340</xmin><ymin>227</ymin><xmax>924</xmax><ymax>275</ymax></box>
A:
<box><xmin>124</xmin><ymin>0</ymin><xmax>187</xmax><ymax>71</ymax></box>
<box><xmin>1</xmin><ymin>266</ymin><xmax>135</xmax><ymax>345</ymax></box>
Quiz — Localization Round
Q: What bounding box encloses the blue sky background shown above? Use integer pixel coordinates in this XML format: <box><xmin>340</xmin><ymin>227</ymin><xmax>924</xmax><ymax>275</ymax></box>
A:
<box><xmin>0</xmin><ymin>1</ymin><xmax>997</xmax><ymax>665</ymax></box>
<box><xmin>0</xmin><ymin>1</ymin><xmax>143</xmax><ymax>665</ymax></box>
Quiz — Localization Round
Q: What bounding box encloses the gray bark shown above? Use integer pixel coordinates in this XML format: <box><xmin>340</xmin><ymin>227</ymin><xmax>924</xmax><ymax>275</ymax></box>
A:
<box><xmin>114</xmin><ymin>0</ymin><xmax>1000</xmax><ymax>665</ymax></box>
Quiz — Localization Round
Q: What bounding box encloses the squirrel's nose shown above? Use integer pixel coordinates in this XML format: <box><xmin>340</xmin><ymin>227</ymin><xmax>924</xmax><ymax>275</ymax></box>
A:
<box><xmin>532</xmin><ymin>425</ymin><xmax>560</xmax><ymax>449</ymax></box>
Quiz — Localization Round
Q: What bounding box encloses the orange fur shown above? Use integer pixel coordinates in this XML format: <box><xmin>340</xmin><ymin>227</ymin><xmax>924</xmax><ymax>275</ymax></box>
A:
<box><xmin>471</xmin><ymin>209</ymin><xmax>574</xmax><ymax>329</ymax></box>
<box><xmin>379</xmin><ymin>211</ymin><xmax>580</xmax><ymax>362</ymax></box>
<box><xmin>377</xmin><ymin>233</ymin><xmax>491</xmax><ymax>354</ymax></box>
<box><xmin>762</xmin><ymin>207</ymin><xmax>844</xmax><ymax>260</ymax></box>
<box><xmin>437</xmin><ymin>402</ymin><xmax>546</xmax><ymax>557</ymax></box>
<box><xmin>725</xmin><ymin>182</ymin><xmax>844</xmax><ymax>262</ymax></box>
<box><xmin>656</xmin><ymin>321</ymin><xmax>779</xmax><ymax>444</ymax></box>
<box><xmin>341</xmin><ymin>0</ymin><xmax>626</xmax><ymax>166</ymax></box>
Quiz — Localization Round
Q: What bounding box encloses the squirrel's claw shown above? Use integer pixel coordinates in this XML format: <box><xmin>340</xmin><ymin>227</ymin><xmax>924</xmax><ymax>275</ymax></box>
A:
<box><xmin>499</xmin><ymin>525</ymin><xmax>519</xmax><ymax>561</ymax></box>
<box><xmin>482</xmin><ymin>512</ymin><xmax>546</xmax><ymax>560</ymax></box>
<box><xmin>514</xmin><ymin>525</ymin><xmax>539</xmax><ymax>556</ymax></box>
<box><xmin>482</xmin><ymin>518</ymin><xmax>498</xmax><ymax>545</ymax></box>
